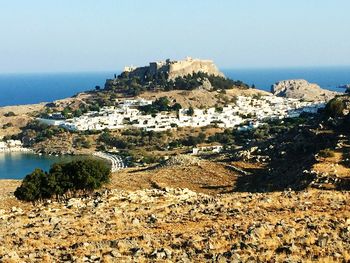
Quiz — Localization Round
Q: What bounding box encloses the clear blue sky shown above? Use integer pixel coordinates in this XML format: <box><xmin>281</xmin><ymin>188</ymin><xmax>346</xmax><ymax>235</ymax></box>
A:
<box><xmin>0</xmin><ymin>0</ymin><xmax>349</xmax><ymax>73</ymax></box>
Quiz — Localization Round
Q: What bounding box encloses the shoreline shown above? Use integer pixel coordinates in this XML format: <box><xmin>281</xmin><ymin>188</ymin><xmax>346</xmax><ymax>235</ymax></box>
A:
<box><xmin>0</xmin><ymin>150</ymin><xmax>123</xmax><ymax>181</ymax></box>
<box><xmin>0</xmin><ymin>147</ymin><xmax>34</xmax><ymax>153</ymax></box>
<box><xmin>92</xmin><ymin>152</ymin><xmax>125</xmax><ymax>172</ymax></box>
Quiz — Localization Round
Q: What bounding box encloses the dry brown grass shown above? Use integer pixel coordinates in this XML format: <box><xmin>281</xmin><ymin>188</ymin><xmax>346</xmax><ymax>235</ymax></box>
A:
<box><xmin>314</xmin><ymin>150</ymin><xmax>350</xmax><ymax>179</ymax></box>
<box><xmin>108</xmin><ymin>160</ymin><xmax>238</xmax><ymax>195</ymax></box>
<box><xmin>0</xmin><ymin>103</ymin><xmax>45</xmax><ymax>137</ymax></box>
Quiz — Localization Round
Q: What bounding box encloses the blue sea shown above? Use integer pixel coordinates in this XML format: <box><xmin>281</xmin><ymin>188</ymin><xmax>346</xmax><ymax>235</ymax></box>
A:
<box><xmin>0</xmin><ymin>71</ymin><xmax>115</xmax><ymax>107</ymax></box>
<box><xmin>223</xmin><ymin>66</ymin><xmax>350</xmax><ymax>93</ymax></box>
<box><xmin>0</xmin><ymin>67</ymin><xmax>349</xmax><ymax>107</ymax></box>
<box><xmin>0</xmin><ymin>153</ymin><xmax>80</xmax><ymax>179</ymax></box>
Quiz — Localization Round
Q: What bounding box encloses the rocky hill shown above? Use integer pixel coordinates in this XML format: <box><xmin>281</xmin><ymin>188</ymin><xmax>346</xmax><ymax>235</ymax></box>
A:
<box><xmin>272</xmin><ymin>79</ymin><xmax>339</xmax><ymax>102</ymax></box>
<box><xmin>0</xmin><ymin>180</ymin><xmax>349</xmax><ymax>262</ymax></box>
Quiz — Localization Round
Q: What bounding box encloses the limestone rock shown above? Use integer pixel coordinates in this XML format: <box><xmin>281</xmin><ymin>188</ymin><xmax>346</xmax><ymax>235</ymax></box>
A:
<box><xmin>272</xmin><ymin>79</ymin><xmax>339</xmax><ymax>102</ymax></box>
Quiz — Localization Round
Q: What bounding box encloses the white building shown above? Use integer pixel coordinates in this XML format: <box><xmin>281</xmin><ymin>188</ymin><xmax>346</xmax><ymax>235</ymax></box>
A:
<box><xmin>37</xmin><ymin>96</ymin><xmax>326</xmax><ymax>132</ymax></box>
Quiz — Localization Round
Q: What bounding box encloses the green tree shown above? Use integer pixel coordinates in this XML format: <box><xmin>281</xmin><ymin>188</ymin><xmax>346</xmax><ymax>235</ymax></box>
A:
<box><xmin>15</xmin><ymin>159</ymin><xmax>111</xmax><ymax>201</ymax></box>
<box><xmin>187</xmin><ymin>106</ymin><xmax>194</xmax><ymax>116</ymax></box>
<box><xmin>14</xmin><ymin>169</ymin><xmax>46</xmax><ymax>201</ymax></box>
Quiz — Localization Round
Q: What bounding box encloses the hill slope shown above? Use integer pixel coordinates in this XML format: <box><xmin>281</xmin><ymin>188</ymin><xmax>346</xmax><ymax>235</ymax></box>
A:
<box><xmin>0</xmin><ymin>182</ymin><xmax>349</xmax><ymax>262</ymax></box>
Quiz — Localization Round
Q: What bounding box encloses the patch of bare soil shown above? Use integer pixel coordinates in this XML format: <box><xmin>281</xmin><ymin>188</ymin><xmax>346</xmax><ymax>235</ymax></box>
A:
<box><xmin>0</xmin><ymin>180</ymin><xmax>23</xmax><ymax>210</ymax></box>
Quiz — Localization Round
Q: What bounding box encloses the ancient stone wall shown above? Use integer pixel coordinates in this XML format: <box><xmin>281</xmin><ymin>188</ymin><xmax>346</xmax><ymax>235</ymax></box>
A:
<box><xmin>168</xmin><ymin>59</ymin><xmax>224</xmax><ymax>79</ymax></box>
<box><xmin>121</xmin><ymin>57</ymin><xmax>224</xmax><ymax>80</ymax></box>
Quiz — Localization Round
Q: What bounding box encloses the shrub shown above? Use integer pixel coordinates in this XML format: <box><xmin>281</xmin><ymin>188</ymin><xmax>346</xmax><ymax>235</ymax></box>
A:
<box><xmin>14</xmin><ymin>159</ymin><xmax>111</xmax><ymax>201</ymax></box>
<box><xmin>4</xmin><ymin>111</ymin><xmax>16</xmax><ymax>117</ymax></box>
<box><xmin>318</xmin><ymin>149</ymin><xmax>335</xmax><ymax>158</ymax></box>
<box><xmin>325</xmin><ymin>97</ymin><xmax>345</xmax><ymax>117</ymax></box>
<box><xmin>2</xmin><ymin>122</ymin><xmax>13</xmax><ymax>129</ymax></box>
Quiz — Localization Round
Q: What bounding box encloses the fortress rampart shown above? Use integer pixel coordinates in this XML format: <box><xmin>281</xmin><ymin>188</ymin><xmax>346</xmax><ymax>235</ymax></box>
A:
<box><xmin>123</xmin><ymin>57</ymin><xmax>224</xmax><ymax>80</ymax></box>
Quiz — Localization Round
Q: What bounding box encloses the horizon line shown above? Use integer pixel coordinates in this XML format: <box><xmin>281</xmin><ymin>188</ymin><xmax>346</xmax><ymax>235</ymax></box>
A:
<box><xmin>1</xmin><ymin>64</ymin><xmax>350</xmax><ymax>75</ymax></box>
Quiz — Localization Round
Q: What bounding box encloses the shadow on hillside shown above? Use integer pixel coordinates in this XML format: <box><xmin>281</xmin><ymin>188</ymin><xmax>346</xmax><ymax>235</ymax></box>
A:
<box><xmin>233</xmin><ymin>127</ymin><xmax>340</xmax><ymax>192</ymax></box>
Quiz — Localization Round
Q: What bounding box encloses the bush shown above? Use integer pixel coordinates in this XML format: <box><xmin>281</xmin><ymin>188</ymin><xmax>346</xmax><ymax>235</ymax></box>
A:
<box><xmin>325</xmin><ymin>97</ymin><xmax>345</xmax><ymax>117</ymax></box>
<box><xmin>4</xmin><ymin>111</ymin><xmax>16</xmax><ymax>117</ymax></box>
<box><xmin>318</xmin><ymin>149</ymin><xmax>335</xmax><ymax>158</ymax></box>
<box><xmin>2</xmin><ymin>122</ymin><xmax>13</xmax><ymax>129</ymax></box>
<box><xmin>14</xmin><ymin>159</ymin><xmax>111</xmax><ymax>201</ymax></box>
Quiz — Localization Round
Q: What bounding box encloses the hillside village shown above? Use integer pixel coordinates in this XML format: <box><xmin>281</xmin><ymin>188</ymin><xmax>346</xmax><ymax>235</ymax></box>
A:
<box><xmin>38</xmin><ymin>95</ymin><xmax>326</xmax><ymax>132</ymax></box>
<box><xmin>36</xmin><ymin>58</ymin><xmax>335</xmax><ymax>133</ymax></box>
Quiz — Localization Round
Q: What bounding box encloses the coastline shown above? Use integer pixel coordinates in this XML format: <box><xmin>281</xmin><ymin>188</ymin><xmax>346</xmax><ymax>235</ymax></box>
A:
<box><xmin>0</xmin><ymin>147</ymin><xmax>33</xmax><ymax>153</ymax></box>
<box><xmin>92</xmin><ymin>152</ymin><xmax>125</xmax><ymax>172</ymax></box>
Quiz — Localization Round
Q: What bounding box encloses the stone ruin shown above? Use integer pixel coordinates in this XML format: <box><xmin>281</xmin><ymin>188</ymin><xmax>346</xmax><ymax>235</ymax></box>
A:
<box><xmin>122</xmin><ymin>57</ymin><xmax>225</xmax><ymax>80</ymax></box>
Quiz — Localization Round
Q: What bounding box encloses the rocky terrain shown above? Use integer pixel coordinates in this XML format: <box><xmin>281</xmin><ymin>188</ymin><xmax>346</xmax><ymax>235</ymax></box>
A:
<box><xmin>272</xmin><ymin>79</ymin><xmax>339</xmax><ymax>102</ymax></box>
<box><xmin>0</xmin><ymin>181</ymin><xmax>349</xmax><ymax>262</ymax></box>
<box><xmin>1</xmin><ymin>122</ymin><xmax>350</xmax><ymax>262</ymax></box>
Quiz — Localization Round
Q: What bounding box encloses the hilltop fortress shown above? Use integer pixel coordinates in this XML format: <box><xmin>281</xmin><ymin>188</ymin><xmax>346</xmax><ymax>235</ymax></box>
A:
<box><xmin>123</xmin><ymin>57</ymin><xmax>225</xmax><ymax>80</ymax></box>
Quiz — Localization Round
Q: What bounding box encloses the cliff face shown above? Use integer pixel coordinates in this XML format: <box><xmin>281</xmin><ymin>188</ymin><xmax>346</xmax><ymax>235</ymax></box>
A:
<box><xmin>124</xmin><ymin>57</ymin><xmax>225</xmax><ymax>80</ymax></box>
<box><xmin>272</xmin><ymin>79</ymin><xmax>339</xmax><ymax>102</ymax></box>
<box><xmin>167</xmin><ymin>58</ymin><xmax>224</xmax><ymax>79</ymax></box>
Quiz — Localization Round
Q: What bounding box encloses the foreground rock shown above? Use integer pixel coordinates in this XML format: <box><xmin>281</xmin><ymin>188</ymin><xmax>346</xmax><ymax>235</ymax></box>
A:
<box><xmin>272</xmin><ymin>79</ymin><xmax>339</xmax><ymax>102</ymax></box>
<box><xmin>0</xmin><ymin>186</ymin><xmax>349</xmax><ymax>262</ymax></box>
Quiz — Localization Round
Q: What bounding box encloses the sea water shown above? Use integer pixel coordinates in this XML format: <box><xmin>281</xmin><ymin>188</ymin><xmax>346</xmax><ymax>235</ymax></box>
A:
<box><xmin>0</xmin><ymin>67</ymin><xmax>349</xmax><ymax>107</ymax></box>
<box><xmin>223</xmin><ymin>66</ymin><xmax>350</xmax><ymax>92</ymax></box>
<box><xmin>0</xmin><ymin>152</ymin><xmax>88</xmax><ymax>179</ymax></box>
<box><xmin>0</xmin><ymin>71</ymin><xmax>115</xmax><ymax>106</ymax></box>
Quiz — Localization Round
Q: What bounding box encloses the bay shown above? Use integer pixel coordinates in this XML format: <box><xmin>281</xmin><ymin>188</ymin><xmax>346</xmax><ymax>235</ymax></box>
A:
<box><xmin>0</xmin><ymin>152</ymin><xmax>86</xmax><ymax>179</ymax></box>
